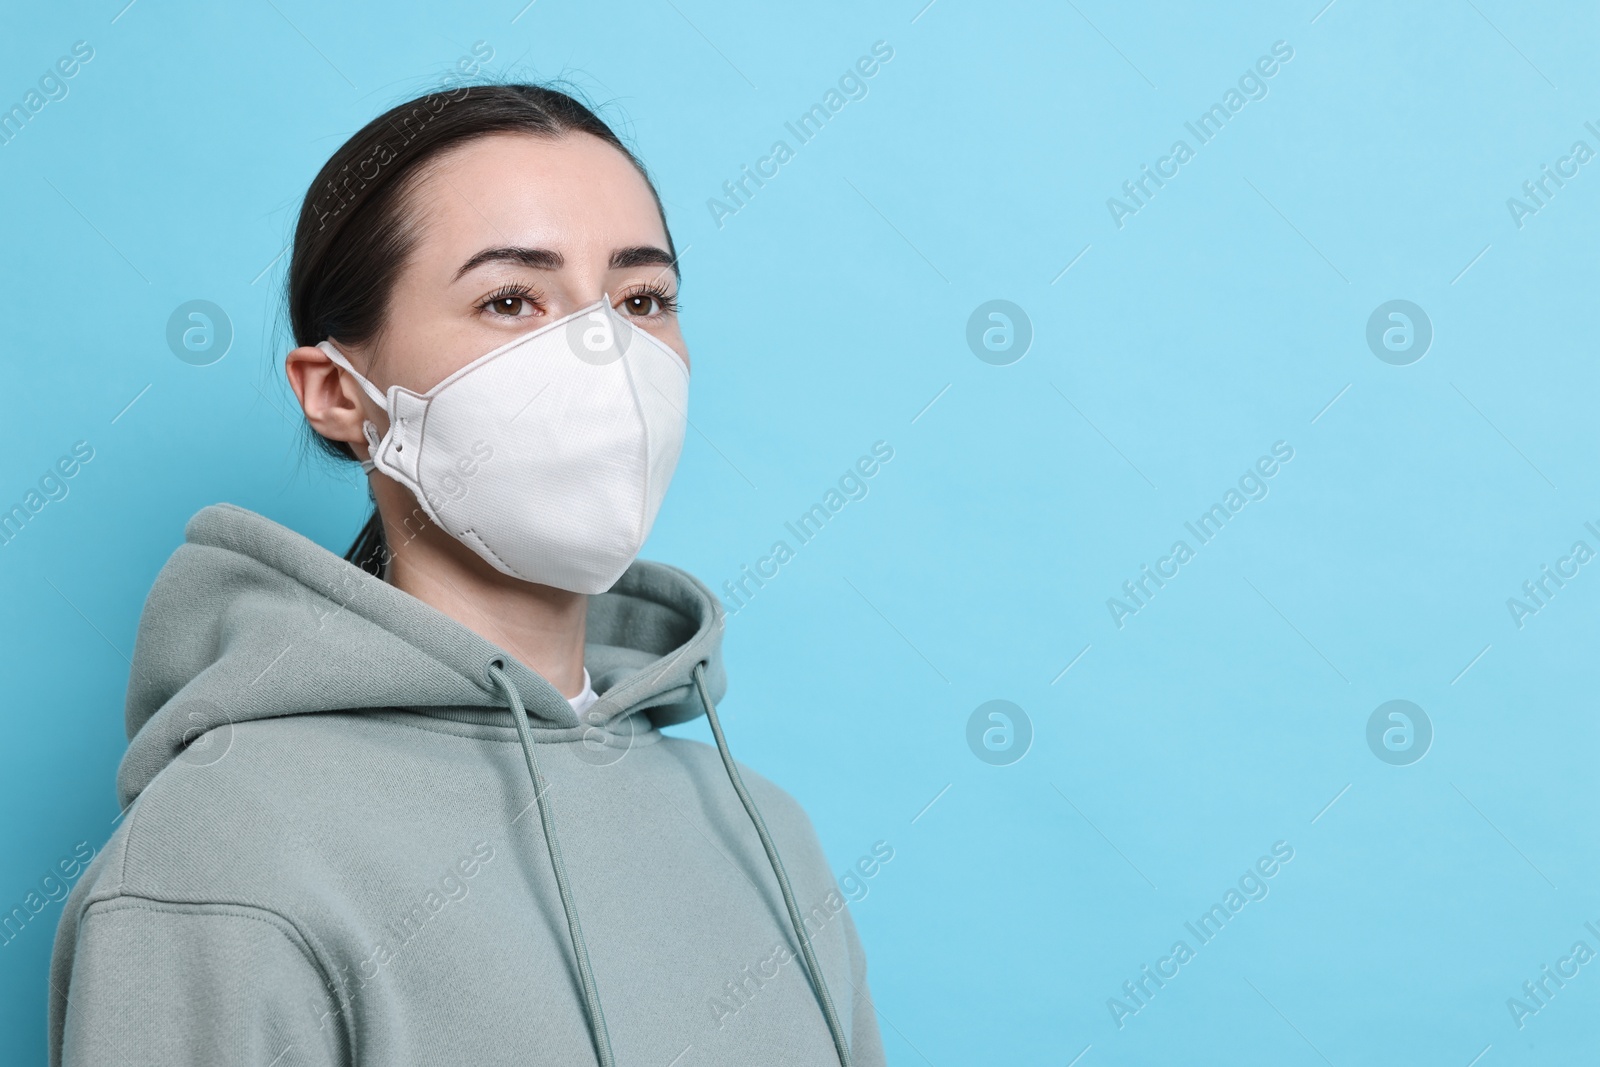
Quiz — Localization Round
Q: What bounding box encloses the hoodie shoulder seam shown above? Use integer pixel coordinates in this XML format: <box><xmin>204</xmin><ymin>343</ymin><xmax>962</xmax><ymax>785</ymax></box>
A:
<box><xmin>117</xmin><ymin>790</ymin><xmax>142</xmax><ymax>889</ymax></box>
<box><xmin>79</xmin><ymin>893</ymin><xmax>356</xmax><ymax>1059</ymax></box>
<box><xmin>85</xmin><ymin>894</ymin><xmax>313</xmax><ymax>947</ymax></box>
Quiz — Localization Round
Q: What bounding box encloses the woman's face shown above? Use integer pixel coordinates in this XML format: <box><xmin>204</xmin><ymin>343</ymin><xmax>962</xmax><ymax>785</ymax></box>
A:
<box><xmin>304</xmin><ymin>130</ymin><xmax>686</xmax><ymax>427</ymax></box>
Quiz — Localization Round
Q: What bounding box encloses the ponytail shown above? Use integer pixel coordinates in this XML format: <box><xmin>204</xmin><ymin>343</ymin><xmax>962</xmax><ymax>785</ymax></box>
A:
<box><xmin>345</xmin><ymin>505</ymin><xmax>388</xmax><ymax>577</ymax></box>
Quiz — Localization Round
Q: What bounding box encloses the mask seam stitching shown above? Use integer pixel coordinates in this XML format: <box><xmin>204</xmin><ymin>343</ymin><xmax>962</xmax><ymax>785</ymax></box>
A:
<box><xmin>620</xmin><ymin>338</ymin><xmax>655</xmax><ymax>553</ymax></box>
<box><xmin>408</xmin><ymin>398</ymin><xmax>448</xmax><ymax>531</ymax></box>
<box><xmin>459</xmin><ymin>527</ymin><xmax>536</xmax><ymax>583</ymax></box>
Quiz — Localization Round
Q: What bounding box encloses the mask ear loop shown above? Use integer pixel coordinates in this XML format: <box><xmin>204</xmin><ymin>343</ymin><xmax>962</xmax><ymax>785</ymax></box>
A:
<box><xmin>316</xmin><ymin>340</ymin><xmax>390</xmax><ymax>474</ymax></box>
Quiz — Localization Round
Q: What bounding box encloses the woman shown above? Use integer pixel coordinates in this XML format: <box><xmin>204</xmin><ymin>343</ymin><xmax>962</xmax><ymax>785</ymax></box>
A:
<box><xmin>48</xmin><ymin>82</ymin><xmax>883</xmax><ymax>1067</ymax></box>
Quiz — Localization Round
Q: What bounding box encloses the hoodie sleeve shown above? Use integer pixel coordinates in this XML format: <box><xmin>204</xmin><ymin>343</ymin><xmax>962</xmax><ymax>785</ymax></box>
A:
<box><xmin>837</xmin><ymin>902</ymin><xmax>887</xmax><ymax>1066</ymax></box>
<box><xmin>57</xmin><ymin>898</ymin><xmax>345</xmax><ymax>1067</ymax></box>
<box><xmin>848</xmin><ymin>971</ymin><xmax>888</xmax><ymax>1066</ymax></box>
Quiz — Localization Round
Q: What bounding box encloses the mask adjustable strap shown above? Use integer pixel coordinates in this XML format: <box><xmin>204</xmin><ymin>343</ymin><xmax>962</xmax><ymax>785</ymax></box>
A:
<box><xmin>358</xmin><ymin>424</ymin><xmax>380</xmax><ymax>473</ymax></box>
<box><xmin>317</xmin><ymin>340</ymin><xmax>389</xmax><ymax>474</ymax></box>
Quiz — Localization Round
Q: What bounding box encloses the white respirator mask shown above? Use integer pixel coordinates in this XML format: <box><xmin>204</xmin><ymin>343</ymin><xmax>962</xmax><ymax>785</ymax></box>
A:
<box><xmin>317</xmin><ymin>295</ymin><xmax>689</xmax><ymax>594</ymax></box>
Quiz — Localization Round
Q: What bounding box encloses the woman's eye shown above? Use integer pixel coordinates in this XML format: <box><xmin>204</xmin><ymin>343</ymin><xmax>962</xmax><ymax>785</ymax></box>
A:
<box><xmin>485</xmin><ymin>295</ymin><xmax>535</xmax><ymax>317</ymax></box>
<box><xmin>621</xmin><ymin>293</ymin><xmax>662</xmax><ymax>317</ymax></box>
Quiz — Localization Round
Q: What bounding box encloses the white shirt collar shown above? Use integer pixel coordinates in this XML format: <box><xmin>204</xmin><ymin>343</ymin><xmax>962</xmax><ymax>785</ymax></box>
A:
<box><xmin>566</xmin><ymin>667</ymin><xmax>599</xmax><ymax>717</ymax></box>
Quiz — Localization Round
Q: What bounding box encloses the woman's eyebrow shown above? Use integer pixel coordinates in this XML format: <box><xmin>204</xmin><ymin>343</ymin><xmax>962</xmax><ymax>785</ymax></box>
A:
<box><xmin>609</xmin><ymin>245</ymin><xmax>678</xmax><ymax>278</ymax></box>
<box><xmin>453</xmin><ymin>244</ymin><xmax>679</xmax><ymax>282</ymax></box>
<box><xmin>454</xmin><ymin>246</ymin><xmax>563</xmax><ymax>280</ymax></box>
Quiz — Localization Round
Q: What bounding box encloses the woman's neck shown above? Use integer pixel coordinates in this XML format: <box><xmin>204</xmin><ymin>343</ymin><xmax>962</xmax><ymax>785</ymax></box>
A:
<box><xmin>374</xmin><ymin>493</ymin><xmax>589</xmax><ymax>699</ymax></box>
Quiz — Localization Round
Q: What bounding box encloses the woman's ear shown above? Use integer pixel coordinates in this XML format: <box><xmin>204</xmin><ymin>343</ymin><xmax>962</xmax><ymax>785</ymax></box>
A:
<box><xmin>286</xmin><ymin>346</ymin><xmax>373</xmax><ymax>453</ymax></box>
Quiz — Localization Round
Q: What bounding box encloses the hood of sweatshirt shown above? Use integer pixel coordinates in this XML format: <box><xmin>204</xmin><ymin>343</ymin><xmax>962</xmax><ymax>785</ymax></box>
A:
<box><xmin>94</xmin><ymin>503</ymin><xmax>862</xmax><ymax>1067</ymax></box>
<box><xmin>117</xmin><ymin>502</ymin><xmax>728</xmax><ymax>809</ymax></box>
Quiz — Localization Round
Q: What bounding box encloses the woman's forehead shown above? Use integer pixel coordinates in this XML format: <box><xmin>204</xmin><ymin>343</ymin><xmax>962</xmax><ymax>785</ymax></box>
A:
<box><xmin>408</xmin><ymin>132</ymin><xmax>667</xmax><ymax>253</ymax></box>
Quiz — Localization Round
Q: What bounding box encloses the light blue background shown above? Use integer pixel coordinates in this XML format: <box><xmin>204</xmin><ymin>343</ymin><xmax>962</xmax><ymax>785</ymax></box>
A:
<box><xmin>3</xmin><ymin>1</ymin><xmax>1598</xmax><ymax>1063</ymax></box>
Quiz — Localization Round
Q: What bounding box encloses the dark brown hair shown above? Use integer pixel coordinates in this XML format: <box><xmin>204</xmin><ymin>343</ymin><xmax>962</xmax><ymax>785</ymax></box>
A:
<box><xmin>286</xmin><ymin>81</ymin><xmax>675</xmax><ymax>576</ymax></box>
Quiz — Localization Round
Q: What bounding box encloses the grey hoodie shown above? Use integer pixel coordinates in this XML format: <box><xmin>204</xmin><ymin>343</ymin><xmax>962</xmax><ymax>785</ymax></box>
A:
<box><xmin>48</xmin><ymin>503</ymin><xmax>885</xmax><ymax>1066</ymax></box>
